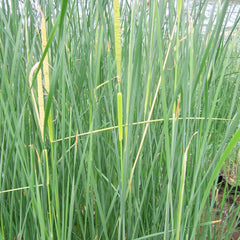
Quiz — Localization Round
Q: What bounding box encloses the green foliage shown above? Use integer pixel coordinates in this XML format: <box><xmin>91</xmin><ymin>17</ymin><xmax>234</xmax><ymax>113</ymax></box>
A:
<box><xmin>0</xmin><ymin>0</ymin><xmax>240</xmax><ymax>239</ymax></box>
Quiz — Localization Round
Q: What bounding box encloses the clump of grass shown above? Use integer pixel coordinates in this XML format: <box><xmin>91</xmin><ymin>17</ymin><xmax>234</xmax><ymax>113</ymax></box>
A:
<box><xmin>0</xmin><ymin>0</ymin><xmax>240</xmax><ymax>239</ymax></box>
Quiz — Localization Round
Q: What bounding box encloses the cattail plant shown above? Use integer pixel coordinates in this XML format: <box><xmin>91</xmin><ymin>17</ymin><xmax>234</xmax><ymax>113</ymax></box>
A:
<box><xmin>0</xmin><ymin>0</ymin><xmax>240</xmax><ymax>239</ymax></box>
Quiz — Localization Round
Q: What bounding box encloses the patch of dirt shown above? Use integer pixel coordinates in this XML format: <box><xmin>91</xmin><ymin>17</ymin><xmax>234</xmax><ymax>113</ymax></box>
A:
<box><xmin>209</xmin><ymin>174</ymin><xmax>240</xmax><ymax>240</ymax></box>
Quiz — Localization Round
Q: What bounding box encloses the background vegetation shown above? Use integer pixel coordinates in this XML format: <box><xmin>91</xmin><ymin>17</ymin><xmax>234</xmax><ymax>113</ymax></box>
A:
<box><xmin>0</xmin><ymin>0</ymin><xmax>240</xmax><ymax>239</ymax></box>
